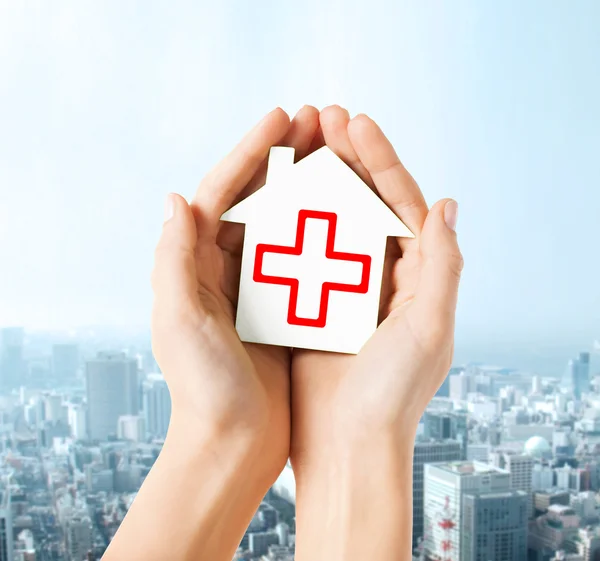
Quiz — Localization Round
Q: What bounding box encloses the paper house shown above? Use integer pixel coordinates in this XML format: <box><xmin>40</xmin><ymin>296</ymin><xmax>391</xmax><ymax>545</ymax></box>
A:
<box><xmin>221</xmin><ymin>146</ymin><xmax>414</xmax><ymax>354</ymax></box>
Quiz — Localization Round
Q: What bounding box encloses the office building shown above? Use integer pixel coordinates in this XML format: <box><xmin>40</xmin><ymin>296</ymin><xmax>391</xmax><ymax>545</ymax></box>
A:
<box><xmin>532</xmin><ymin>464</ymin><xmax>554</xmax><ymax>491</ymax></box>
<box><xmin>533</xmin><ymin>489</ymin><xmax>570</xmax><ymax>515</ymax></box>
<box><xmin>569</xmin><ymin>352</ymin><xmax>591</xmax><ymax>400</ymax></box>
<box><xmin>0</xmin><ymin>487</ymin><xmax>13</xmax><ymax>561</ymax></box>
<box><xmin>424</xmin><ymin>461</ymin><xmax>511</xmax><ymax>561</ymax></box>
<box><xmin>66</xmin><ymin>513</ymin><xmax>92</xmax><ymax>561</ymax></box>
<box><xmin>491</xmin><ymin>452</ymin><xmax>534</xmax><ymax>517</ymax></box>
<box><xmin>412</xmin><ymin>439</ymin><xmax>462</xmax><ymax>546</ymax></box>
<box><xmin>117</xmin><ymin>415</ymin><xmax>145</xmax><ymax>442</ymax></box>
<box><xmin>248</xmin><ymin>531</ymin><xmax>279</xmax><ymax>557</ymax></box>
<box><xmin>423</xmin><ymin>410</ymin><xmax>468</xmax><ymax>459</ymax></box>
<box><xmin>52</xmin><ymin>343</ymin><xmax>79</xmax><ymax>383</ymax></box>
<box><xmin>44</xmin><ymin>393</ymin><xmax>68</xmax><ymax>423</ymax></box>
<box><xmin>462</xmin><ymin>490</ymin><xmax>528</xmax><ymax>561</ymax></box>
<box><xmin>86</xmin><ymin>352</ymin><xmax>138</xmax><ymax>440</ymax></box>
<box><xmin>449</xmin><ymin>372</ymin><xmax>470</xmax><ymax>400</ymax></box>
<box><xmin>68</xmin><ymin>404</ymin><xmax>87</xmax><ymax>440</ymax></box>
<box><xmin>142</xmin><ymin>374</ymin><xmax>171</xmax><ymax>439</ymax></box>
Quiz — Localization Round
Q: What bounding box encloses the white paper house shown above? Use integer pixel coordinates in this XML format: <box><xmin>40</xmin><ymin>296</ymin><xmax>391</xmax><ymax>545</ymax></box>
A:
<box><xmin>221</xmin><ymin>146</ymin><xmax>414</xmax><ymax>354</ymax></box>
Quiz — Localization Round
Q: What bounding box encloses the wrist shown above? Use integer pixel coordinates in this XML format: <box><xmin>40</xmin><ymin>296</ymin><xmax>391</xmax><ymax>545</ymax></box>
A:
<box><xmin>293</xmin><ymin>430</ymin><xmax>416</xmax><ymax>561</ymax></box>
<box><xmin>163</xmin><ymin>409</ymin><xmax>283</xmax><ymax>489</ymax></box>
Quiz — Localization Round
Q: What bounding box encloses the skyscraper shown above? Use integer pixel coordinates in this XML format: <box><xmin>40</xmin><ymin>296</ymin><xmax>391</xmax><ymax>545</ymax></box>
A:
<box><xmin>490</xmin><ymin>451</ymin><xmax>534</xmax><ymax>517</ymax></box>
<box><xmin>0</xmin><ymin>327</ymin><xmax>24</xmax><ymax>391</ymax></box>
<box><xmin>569</xmin><ymin>352</ymin><xmax>591</xmax><ymax>400</ymax></box>
<box><xmin>423</xmin><ymin>410</ymin><xmax>468</xmax><ymax>459</ymax></box>
<box><xmin>86</xmin><ymin>352</ymin><xmax>138</xmax><ymax>440</ymax></box>
<box><xmin>0</xmin><ymin>487</ymin><xmax>13</xmax><ymax>561</ymax></box>
<box><xmin>142</xmin><ymin>374</ymin><xmax>171</xmax><ymax>439</ymax></box>
<box><xmin>424</xmin><ymin>461</ymin><xmax>511</xmax><ymax>561</ymax></box>
<box><xmin>412</xmin><ymin>440</ymin><xmax>462</xmax><ymax>547</ymax></box>
<box><xmin>462</xmin><ymin>490</ymin><xmax>528</xmax><ymax>561</ymax></box>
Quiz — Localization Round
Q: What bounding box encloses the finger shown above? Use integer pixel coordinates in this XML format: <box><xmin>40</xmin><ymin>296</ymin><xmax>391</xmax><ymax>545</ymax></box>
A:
<box><xmin>240</xmin><ymin>105</ymin><xmax>320</xmax><ymax>200</ymax></box>
<box><xmin>151</xmin><ymin>194</ymin><xmax>198</xmax><ymax>317</ymax></box>
<box><xmin>283</xmin><ymin>104</ymin><xmax>321</xmax><ymax>161</ymax></box>
<box><xmin>347</xmin><ymin>114</ymin><xmax>428</xmax><ymax>237</ymax></box>
<box><xmin>319</xmin><ymin>105</ymin><xmax>372</xmax><ymax>186</ymax></box>
<box><xmin>308</xmin><ymin>123</ymin><xmax>325</xmax><ymax>153</ymax></box>
<box><xmin>217</xmin><ymin>105</ymin><xmax>321</xmax><ymax>257</ymax></box>
<box><xmin>406</xmin><ymin>199</ymin><xmax>463</xmax><ymax>350</ymax></box>
<box><xmin>192</xmin><ymin>108</ymin><xmax>290</xmax><ymax>234</ymax></box>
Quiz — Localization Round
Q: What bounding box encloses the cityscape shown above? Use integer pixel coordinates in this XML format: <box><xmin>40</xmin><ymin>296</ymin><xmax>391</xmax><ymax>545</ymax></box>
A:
<box><xmin>0</xmin><ymin>326</ymin><xmax>598</xmax><ymax>561</ymax></box>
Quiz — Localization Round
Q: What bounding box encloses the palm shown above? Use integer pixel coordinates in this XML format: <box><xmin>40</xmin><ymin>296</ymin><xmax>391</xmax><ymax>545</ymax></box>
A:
<box><xmin>291</xmin><ymin>107</ymin><xmax>457</xmax><ymax>460</ymax></box>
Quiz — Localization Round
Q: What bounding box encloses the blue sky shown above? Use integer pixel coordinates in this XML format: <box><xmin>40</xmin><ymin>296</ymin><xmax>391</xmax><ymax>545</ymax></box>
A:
<box><xmin>0</xmin><ymin>1</ymin><xmax>599</xmax><ymax>349</ymax></box>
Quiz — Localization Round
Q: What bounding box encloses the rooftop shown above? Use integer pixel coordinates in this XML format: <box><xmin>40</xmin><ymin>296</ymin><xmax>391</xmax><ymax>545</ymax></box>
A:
<box><xmin>435</xmin><ymin>460</ymin><xmax>508</xmax><ymax>476</ymax></box>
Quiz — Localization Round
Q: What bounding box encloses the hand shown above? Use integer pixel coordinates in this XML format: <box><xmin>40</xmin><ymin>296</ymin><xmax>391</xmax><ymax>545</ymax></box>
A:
<box><xmin>151</xmin><ymin>106</ymin><xmax>319</xmax><ymax>482</ymax></box>
<box><xmin>289</xmin><ymin>106</ymin><xmax>463</xmax><ymax>560</ymax></box>
<box><xmin>107</xmin><ymin>107</ymin><xmax>322</xmax><ymax>561</ymax></box>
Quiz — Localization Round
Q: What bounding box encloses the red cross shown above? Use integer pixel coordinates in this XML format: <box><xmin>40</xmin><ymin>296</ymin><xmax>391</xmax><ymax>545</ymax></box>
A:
<box><xmin>253</xmin><ymin>209</ymin><xmax>371</xmax><ymax>328</ymax></box>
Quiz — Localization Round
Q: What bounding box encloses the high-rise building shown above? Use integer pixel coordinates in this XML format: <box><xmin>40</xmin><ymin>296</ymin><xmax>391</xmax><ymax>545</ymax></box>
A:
<box><xmin>68</xmin><ymin>403</ymin><xmax>87</xmax><ymax>440</ymax></box>
<box><xmin>52</xmin><ymin>343</ymin><xmax>79</xmax><ymax>383</ymax></box>
<box><xmin>65</xmin><ymin>513</ymin><xmax>92</xmax><ymax>561</ymax></box>
<box><xmin>462</xmin><ymin>490</ymin><xmax>528</xmax><ymax>561</ymax></box>
<box><xmin>0</xmin><ymin>327</ymin><xmax>24</xmax><ymax>391</ymax></box>
<box><xmin>86</xmin><ymin>352</ymin><xmax>138</xmax><ymax>440</ymax></box>
<box><xmin>412</xmin><ymin>440</ymin><xmax>462</xmax><ymax>546</ymax></box>
<box><xmin>569</xmin><ymin>352</ymin><xmax>591</xmax><ymax>400</ymax></box>
<box><xmin>142</xmin><ymin>374</ymin><xmax>171</xmax><ymax>439</ymax></box>
<box><xmin>0</xmin><ymin>487</ymin><xmax>14</xmax><ymax>561</ymax></box>
<box><xmin>424</xmin><ymin>461</ymin><xmax>511</xmax><ymax>561</ymax></box>
<box><xmin>449</xmin><ymin>372</ymin><xmax>470</xmax><ymax>400</ymax></box>
<box><xmin>490</xmin><ymin>452</ymin><xmax>534</xmax><ymax>517</ymax></box>
<box><xmin>423</xmin><ymin>410</ymin><xmax>468</xmax><ymax>459</ymax></box>
<box><xmin>44</xmin><ymin>393</ymin><xmax>68</xmax><ymax>423</ymax></box>
<box><xmin>117</xmin><ymin>415</ymin><xmax>145</xmax><ymax>442</ymax></box>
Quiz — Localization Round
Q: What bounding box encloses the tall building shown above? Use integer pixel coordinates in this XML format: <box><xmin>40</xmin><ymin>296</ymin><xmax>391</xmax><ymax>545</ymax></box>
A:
<box><xmin>86</xmin><ymin>352</ymin><xmax>138</xmax><ymax>440</ymax></box>
<box><xmin>142</xmin><ymin>374</ymin><xmax>171</xmax><ymax>439</ymax></box>
<box><xmin>44</xmin><ymin>393</ymin><xmax>68</xmax><ymax>423</ymax></box>
<box><xmin>68</xmin><ymin>404</ymin><xmax>87</xmax><ymax>440</ymax></box>
<box><xmin>412</xmin><ymin>440</ymin><xmax>462</xmax><ymax>547</ymax></box>
<box><xmin>52</xmin><ymin>343</ymin><xmax>79</xmax><ymax>383</ymax></box>
<box><xmin>569</xmin><ymin>352</ymin><xmax>591</xmax><ymax>400</ymax></box>
<box><xmin>117</xmin><ymin>415</ymin><xmax>145</xmax><ymax>442</ymax></box>
<box><xmin>0</xmin><ymin>487</ymin><xmax>14</xmax><ymax>561</ymax></box>
<box><xmin>65</xmin><ymin>513</ymin><xmax>92</xmax><ymax>561</ymax></box>
<box><xmin>423</xmin><ymin>410</ymin><xmax>468</xmax><ymax>459</ymax></box>
<box><xmin>0</xmin><ymin>327</ymin><xmax>24</xmax><ymax>391</ymax></box>
<box><xmin>490</xmin><ymin>452</ymin><xmax>534</xmax><ymax>517</ymax></box>
<box><xmin>449</xmin><ymin>372</ymin><xmax>470</xmax><ymax>400</ymax></box>
<box><xmin>462</xmin><ymin>490</ymin><xmax>528</xmax><ymax>561</ymax></box>
<box><xmin>424</xmin><ymin>461</ymin><xmax>511</xmax><ymax>561</ymax></box>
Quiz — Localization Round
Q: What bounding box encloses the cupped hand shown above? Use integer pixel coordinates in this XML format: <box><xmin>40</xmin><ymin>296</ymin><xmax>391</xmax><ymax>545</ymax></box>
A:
<box><xmin>151</xmin><ymin>106</ymin><xmax>320</xmax><ymax>481</ymax></box>
<box><xmin>290</xmin><ymin>106</ymin><xmax>464</xmax><ymax>470</ymax></box>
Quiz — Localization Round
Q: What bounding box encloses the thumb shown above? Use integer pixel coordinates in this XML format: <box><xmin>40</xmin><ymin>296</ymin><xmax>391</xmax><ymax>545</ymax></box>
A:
<box><xmin>409</xmin><ymin>199</ymin><xmax>463</xmax><ymax>348</ymax></box>
<box><xmin>151</xmin><ymin>193</ymin><xmax>198</xmax><ymax>314</ymax></box>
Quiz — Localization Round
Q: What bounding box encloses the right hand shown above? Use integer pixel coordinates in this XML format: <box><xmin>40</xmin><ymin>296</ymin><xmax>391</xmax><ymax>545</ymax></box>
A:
<box><xmin>151</xmin><ymin>106</ymin><xmax>320</xmax><ymax>482</ymax></box>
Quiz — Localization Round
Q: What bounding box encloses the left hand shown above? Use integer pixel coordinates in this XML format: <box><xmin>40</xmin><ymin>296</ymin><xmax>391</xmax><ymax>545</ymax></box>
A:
<box><xmin>290</xmin><ymin>105</ymin><xmax>464</xmax><ymax>471</ymax></box>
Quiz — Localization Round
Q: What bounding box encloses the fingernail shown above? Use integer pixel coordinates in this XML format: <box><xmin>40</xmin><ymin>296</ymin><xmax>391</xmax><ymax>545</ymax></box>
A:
<box><xmin>444</xmin><ymin>200</ymin><xmax>458</xmax><ymax>231</ymax></box>
<box><xmin>164</xmin><ymin>194</ymin><xmax>175</xmax><ymax>222</ymax></box>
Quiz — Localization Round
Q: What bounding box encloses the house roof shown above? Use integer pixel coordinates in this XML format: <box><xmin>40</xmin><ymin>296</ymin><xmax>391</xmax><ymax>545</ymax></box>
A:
<box><xmin>221</xmin><ymin>146</ymin><xmax>414</xmax><ymax>238</ymax></box>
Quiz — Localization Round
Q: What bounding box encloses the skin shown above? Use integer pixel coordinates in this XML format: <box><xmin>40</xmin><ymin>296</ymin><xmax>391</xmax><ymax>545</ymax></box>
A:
<box><xmin>290</xmin><ymin>106</ymin><xmax>463</xmax><ymax>560</ymax></box>
<box><xmin>104</xmin><ymin>105</ymin><xmax>463</xmax><ymax>561</ymax></box>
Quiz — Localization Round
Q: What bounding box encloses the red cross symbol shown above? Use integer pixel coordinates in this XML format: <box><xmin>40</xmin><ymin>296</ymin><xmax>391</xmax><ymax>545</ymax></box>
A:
<box><xmin>253</xmin><ymin>209</ymin><xmax>371</xmax><ymax>328</ymax></box>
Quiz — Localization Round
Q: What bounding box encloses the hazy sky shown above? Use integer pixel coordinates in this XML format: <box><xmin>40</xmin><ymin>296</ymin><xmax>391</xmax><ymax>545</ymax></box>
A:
<box><xmin>1</xmin><ymin>1</ymin><xmax>599</xmax><ymax>346</ymax></box>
